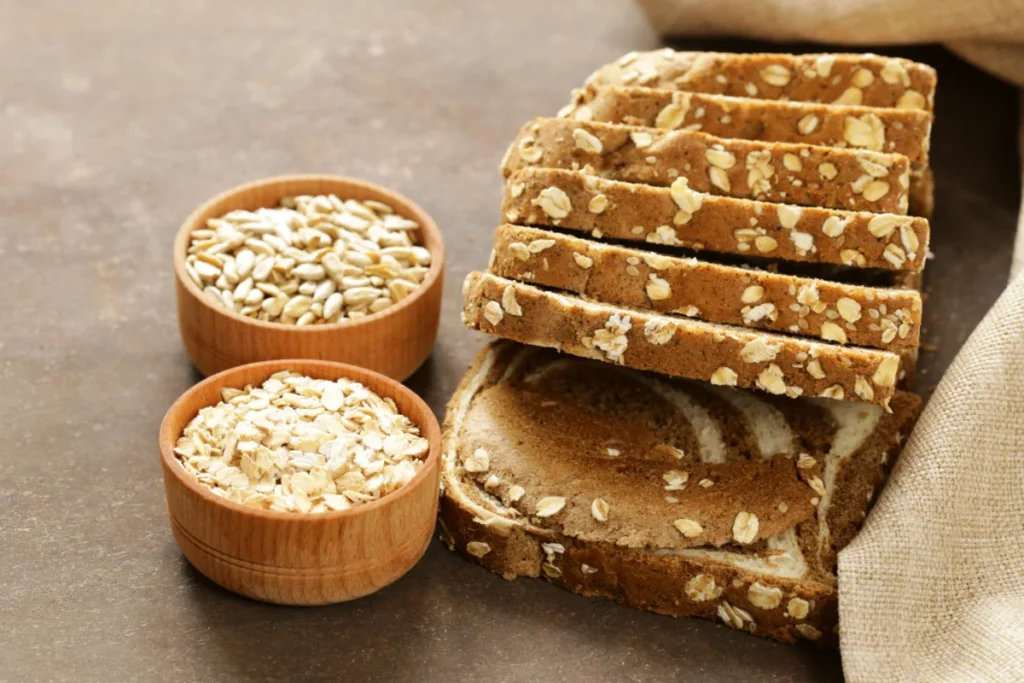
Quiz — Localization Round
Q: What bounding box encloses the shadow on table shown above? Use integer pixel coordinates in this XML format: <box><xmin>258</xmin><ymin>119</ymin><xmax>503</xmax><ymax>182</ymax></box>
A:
<box><xmin>422</xmin><ymin>542</ymin><xmax>845</xmax><ymax>683</ymax></box>
<box><xmin>179</xmin><ymin>553</ymin><xmax>438</xmax><ymax>683</ymax></box>
<box><xmin>178</xmin><ymin>535</ymin><xmax>843</xmax><ymax>683</ymax></box>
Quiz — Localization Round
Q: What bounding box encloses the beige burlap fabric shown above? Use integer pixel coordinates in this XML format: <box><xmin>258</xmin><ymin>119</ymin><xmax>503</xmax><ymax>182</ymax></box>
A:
<box><xmin>838</xmin><ymin>271</ymin><xmax>1024</xmax><ymax>680</ymax></box>
<box><xmin>637</xmin><ymin>1</ymin><xmax>1024</xmax><ymax>680</ymax></box>
<box><xmin>635</xmin><ymin>0</ymin><xmax>1024</xmax><ymax>83</ymax></box>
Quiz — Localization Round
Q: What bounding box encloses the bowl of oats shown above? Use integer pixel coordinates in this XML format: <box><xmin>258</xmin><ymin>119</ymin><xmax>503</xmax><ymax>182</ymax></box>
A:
<box><xmin>158</xmin><ymin>359</ymin><xmax>441</xmax><ymax>605</ymax></box>
<box><xmin>174</xmin><ymin>175</ymin><xmax>444</xmax><ymax>380</ymax></box>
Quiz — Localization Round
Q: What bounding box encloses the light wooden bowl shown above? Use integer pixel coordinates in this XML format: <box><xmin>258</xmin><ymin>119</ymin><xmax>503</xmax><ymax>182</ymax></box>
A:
<box><xmin>173</xmin><ymin>175</ymin><xmax>444</xmax><ymax>380</ymax></box>
<box><xmin>158</xmin><ymin>359</ymin><xmax>441</xmax><ymax>605</ymax></box>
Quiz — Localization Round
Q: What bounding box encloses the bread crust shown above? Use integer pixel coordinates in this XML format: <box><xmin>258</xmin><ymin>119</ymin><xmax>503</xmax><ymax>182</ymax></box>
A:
<box><xmin>562</xmin><ymin>86</ymin><xmax>933</xmax><ymax>165</ymax></box>
<box><xmin>502</xmin><ymin>118</ymin><xmax>911</xmax><ymax>214</ymax></box>
<box><xmin>489</xmin><ymin>223</ymin><xmax>922</xmax><ymax>350</ymax></box>
<box><xmin>501</xmin><ymin>168</ymin><xmax>929</xmax><ymax>272</ymax></box>
<box><xmin>583</xmin><ymin>50</ymin><xmax>936</xmax><ymax>111</ymax></box>
<box><xmin>909</xmin><ymin>165</ymin><xmax>934</xmax><ymax>217</ymax></box>
<box><xmin>462</xmin><ymin>271</ymin><xmax>902</xmax><ymax>408</ymax></box>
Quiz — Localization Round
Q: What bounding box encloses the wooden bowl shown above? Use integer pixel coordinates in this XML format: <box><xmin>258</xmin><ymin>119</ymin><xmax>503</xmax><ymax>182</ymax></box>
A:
<box><xmin>158</xmin><ymin>359</ymin><xmax>441</xmax><ymax>605</ymax></box>
<box><xmin>173</xmin><ymin>175</ymin><xmax>444</xmax><ymax>380</ymax></box>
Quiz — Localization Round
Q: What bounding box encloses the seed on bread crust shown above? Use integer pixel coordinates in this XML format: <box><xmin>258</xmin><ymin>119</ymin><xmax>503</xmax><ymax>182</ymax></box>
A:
<box><xmin>674</xmin><ymin>518</ymin><xmax>704</xmax><ymax>538</ymax></box>
<box><xmin>733</xmin><ymin>511</ymin><xmax>759</xmax><ymax>544</ymax></box>
<box><xmin>787</xmin><ymin>597</ymin><xmax>811</xmax><ymax>620</ymax></box>
<box><xmin>686</xmin><ymin>574</ymin><xmax>722</xmax><ymax>602</ymax></box>
<box><xmin>464</xmin><ymin>448</ymin><xmax>490</xmax><ymax>473</ymax></box>
<box><xmin>535</xmin><ymin>496</ymin><xmax>566</xmax><ymax>517</ymax></box>
<box><xmin>748</xmin><ymin>582</ymin><xmax>783</xmax><ymax>609</ymax></box>
<box><xmin>466</xmin><ymin>541</ymin><xmax>491</xmax><ymax>558</ymax></box>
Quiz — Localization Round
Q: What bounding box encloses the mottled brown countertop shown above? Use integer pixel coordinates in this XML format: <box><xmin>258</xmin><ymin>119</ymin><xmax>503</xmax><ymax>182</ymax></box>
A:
<box><xmin>1</xmin><ymin>1</ymin><xmax>1019</xmax><ymax>681</ymax></box>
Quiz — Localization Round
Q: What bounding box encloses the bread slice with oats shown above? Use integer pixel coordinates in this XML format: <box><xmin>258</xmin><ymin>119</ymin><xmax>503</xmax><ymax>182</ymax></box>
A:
<box><xmin>582</xmin><ymin>50</ymin><xmax>936</xmax><ymax>111</ymax></box>
<box><xmin>502</xmin><ymin>118</ymin><xmax>911</xmax><ymax>214</ymax></box>
<box><xmin>560</xmin><ymin>86</ymin><xmax>933</xmax><ymax>165</ymax></box>
<box><xmin>439</xmin><ymin>341</ymin><xmax>922</xmax><ymax>646</ymax></box>
<box><xmin>488</xmin><ymin>223</ymin><xmax>922</xmax><ymax>351</ymax></box>
<box><xmin>573</xmin><ymin>51</ymin><xmax>938</xmax><ymax>217</ymax></box>
<box><xmin>462</xmin><ymin>272</ymin><xmax>903</xmax><ymax>408</ymax></box>
<box><xmin>501</xmin><ymin>168</ymin><xmax>928</xmax><ymax>273</ymax></box>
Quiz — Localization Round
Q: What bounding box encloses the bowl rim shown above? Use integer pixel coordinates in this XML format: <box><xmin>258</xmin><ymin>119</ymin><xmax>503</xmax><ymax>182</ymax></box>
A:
<box><xmin>173</xmin><ymin>174</ymin><xmax>445</xmax><ymax>332</ymax></box>
<box><xmin>158</xmin><ymin>358</ymin><xmax>442</xmax><ymax>522</ymax></box>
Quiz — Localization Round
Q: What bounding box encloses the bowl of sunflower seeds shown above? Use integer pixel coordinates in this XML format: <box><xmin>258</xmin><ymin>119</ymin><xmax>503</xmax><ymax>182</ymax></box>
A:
<box><xmin>173</xmin><ymin>175</ymin><xmax>444</xmax><ymax>379</ymax></box>
<box><xmin>159</xmin><ymin>358</ymin><xmax>441</xmax><ymax>605</ymax></box>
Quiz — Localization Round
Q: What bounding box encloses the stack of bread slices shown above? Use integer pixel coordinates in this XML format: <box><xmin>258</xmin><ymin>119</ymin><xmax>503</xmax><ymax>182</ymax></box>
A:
<box><xmin>443</xmin><ymin>50</ymin><xmax>935</xmax><ymax>646</ymax></box>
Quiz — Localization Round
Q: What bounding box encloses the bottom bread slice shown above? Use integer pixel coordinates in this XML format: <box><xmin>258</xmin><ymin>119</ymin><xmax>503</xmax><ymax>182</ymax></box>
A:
<box><xmin>440</xmin><ymin>341</ymin><xmax>921</xmax><ymax>646</ymax></box>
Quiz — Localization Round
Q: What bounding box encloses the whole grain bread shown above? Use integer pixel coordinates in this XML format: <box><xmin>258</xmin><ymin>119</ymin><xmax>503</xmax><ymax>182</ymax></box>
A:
<box><xmin>583</xmin><ymin>50</ymin><xmax>936</xmax><ymax>111</ymax></box>
<box><xmin>502</xmin><ymin>168</ymin><xmax>928</xmax><ymax>272</ymax></box>
<box><xmin>561</xmin><ymin>86</ymin><xmax>933</xmax><ymax>165</ymax></box>
<box><xmin>462</xmin><ymin>271</ymin><xmax>902</xmax><ymax>408</ymax></box>
<box><xmin>909</xmin><ymin>165</ymin><xmax>934</xmax><ymax>217</ymax></box>
<box><xmin>489</xmin><ymin>223</ymin><xmax>922</xmax><ymax>350</ymax></box>
<box><xmin>502</xmin><ymin>117</ymin><xmax>911</xmax><ymax>214</ymax></box>
<box><xmin>440</xmin><ymin>341</ymin><xmax>922</xmax><ymax>645</ymax></box>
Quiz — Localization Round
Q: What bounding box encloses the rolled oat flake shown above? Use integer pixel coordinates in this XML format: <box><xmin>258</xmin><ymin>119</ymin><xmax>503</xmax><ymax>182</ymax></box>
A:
<box><xmin>173</xmin><ymin>371</ymin><xmax>430</xmax><ymax>513</ymax></box>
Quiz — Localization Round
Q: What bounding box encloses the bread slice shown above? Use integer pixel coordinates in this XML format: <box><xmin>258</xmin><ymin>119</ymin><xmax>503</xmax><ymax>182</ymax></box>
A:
<box><xmin>439</xmin><ymin>341</ymin><xmax>922</xmax><ymax>645</ymax></box>
<box><xmin>462</xmin><ymin>271</ymin><xmax>902</xmax><ymax>408</ymax></box>
<box><xmin>583</xmin><ymin>50</ymin><xmax>936</xmax><ymax>111</ymax></box>
<box><xmin>909</xmin><ymin>165</ymin><xmax>934</xmax><ymax>218</ymax></box>
<box><xmin>560</xmin><ymin>86</ymin><xmax>933</xmax><ymax>165</ymax></box>
<box><xmin>489</xmin><ymin>224</ymin><xmax>922</xmax><ymax>351</ymax></box>
<box><xmin>502</xmin><ymin>118</ymin><xmax>911</xmax><ymax>214</ymax></box>
<box><xmin>502</xmin><ymin>168</ymin><xmax>928</xmax><ymax>272</ymax></box>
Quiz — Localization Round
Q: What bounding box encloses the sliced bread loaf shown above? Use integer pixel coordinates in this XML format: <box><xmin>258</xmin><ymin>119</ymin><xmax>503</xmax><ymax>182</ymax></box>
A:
<box><xmin>489</xmin><ymin>224</ymin><xmax>922</xmax><ymax>350</ymax></box>
<box><xmin>502</xmin><ymin>168</ymin><xmax>928</xmax><ymax>272</ymax></box>
<box><xmin>583</xmin><ymin>50</ymin><xmax>936</xmax><ymax>111</ymax></box>
<box><xmin>440</xmin><ymin>341</ymin><xmax>922</xmax><ymax>645</ymax></box>
<box><xmin>502</xmin><ymin>118</ymin><xmax>911</xmax><ymax>214</ymax></box>
<box><xmin>462</xmin><ymin>272</ymin><xmax>902</xmax><ymax>408</ymax></box>
<box><xmin>909</xmin><ymin>165</ymin><xmax>934</xmax><ymax>218</ymax></box>
<box><xmin>561</xmin><ymin>86</ymin><xmax>933</xmax><ymax>165</ymax></box>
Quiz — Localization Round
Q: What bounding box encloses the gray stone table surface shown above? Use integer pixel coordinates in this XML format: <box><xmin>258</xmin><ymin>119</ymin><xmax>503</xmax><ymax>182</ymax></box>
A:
<box><xmin>0</xmin><ymin>1</ymin><xmax>1019</xmax><ymax>681</ymax></box>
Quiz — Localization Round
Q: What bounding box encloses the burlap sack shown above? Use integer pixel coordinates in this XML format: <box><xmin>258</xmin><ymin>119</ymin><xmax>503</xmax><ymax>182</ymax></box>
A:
<box><xmin>636</xmin><ymin>2</ymin><xmax>1024</xmax><ymax>680</ymax></box>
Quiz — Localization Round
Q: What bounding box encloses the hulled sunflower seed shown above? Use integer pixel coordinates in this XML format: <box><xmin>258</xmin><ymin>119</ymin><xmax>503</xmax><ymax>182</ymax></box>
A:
<box><xmin>185</xmin><ymin>194</ymin><xmax>430</xmax><ymax>325</ymax></box>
